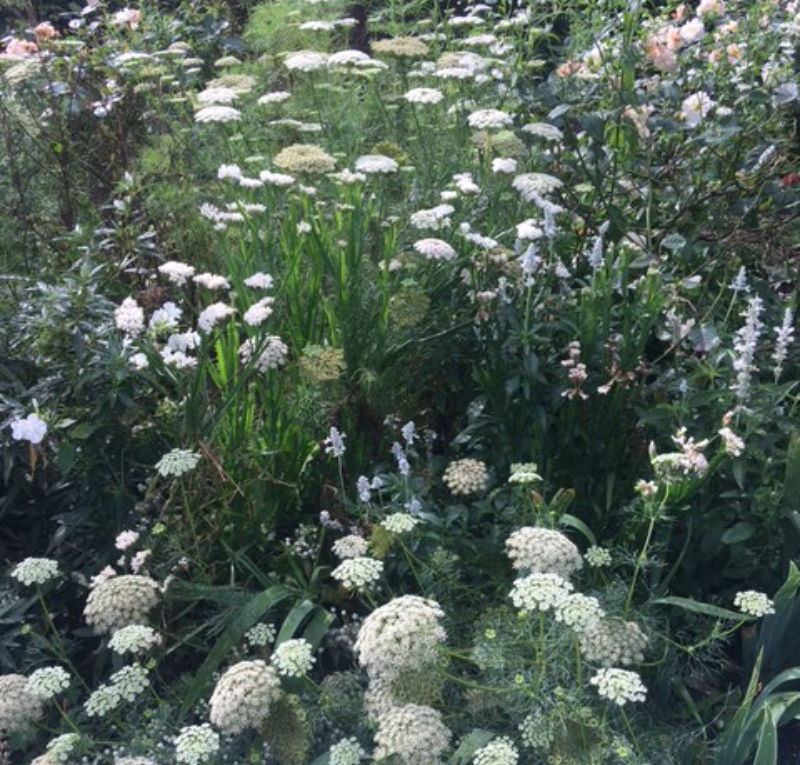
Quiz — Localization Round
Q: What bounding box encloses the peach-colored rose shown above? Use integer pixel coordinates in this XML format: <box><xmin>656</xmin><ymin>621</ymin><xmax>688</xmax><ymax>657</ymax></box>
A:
<box><xmin>111</xmin><ymin>8</ymin><xmax>141</xmax><ymax>30</ymax></box>
<box><xmin>673</xmin><ymin>3</ymin><xmax>687</xmax><ymax>21</ymax></box>
<box><xmin>33</xmin><ymin>22</ymin><xmax>58</xmax><ymax>40</ymax></box>
<box><xmin>726</xmin><ymin>43</ymin><xmax>742</xmax><ymax>62</ymax></box>
<box><xmin>3</xmin><ymin>38</ymin><xmax>38</xmax><ymax>57</ymax></box>
<box><xmin>644</xmin><ymin>37</ymin><xmax>677</xmax><ymax>72</ymax></box>
<box><xmin>665</xmin><ymin>25</ymin><xmax>683</xmax><ymax>51</ymax></box>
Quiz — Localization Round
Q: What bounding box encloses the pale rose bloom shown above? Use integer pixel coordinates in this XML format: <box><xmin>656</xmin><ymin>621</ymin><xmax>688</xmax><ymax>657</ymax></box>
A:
<box><xmin>644</xmin><ymin>37</ymin><xmax>677</xmax><ymax>72</ymax></box>
<box><xmin>111</xmin><ymin>8</ymin><xmax>141</xmax><ymax>29</ymax></box>
<box><xmin>665</xmin><ymin>25</ymin><xmax>683</xmax><ymax>50</ymax></box>
<box><xmin>681</xmin><ymin>92</ymin><xmax>713</xmax><ymax>127</ymax></box>
<box><xmin>3</xmin><ymin>38</ymin><xmax>38</xmax><ymax>57</ymax></box>
<box><xmin>697</xmin><ymin>0</ymin><xmax>724</xmax><ymax>17</ymax></box>
<box><xmin>680</xmin><ymin>18</ymin><xmax>705</xmax><ymax>44</ymax></box>
<box><xmin>672</xmin><ymin>3</ymin><xmax>687</xmax><ymax>21</ymax></box>
<box><xmin>33</xmin><ymin>22</ymin><xmax>58</xmax><ymax>40</ymax></box>
<box><xmin>726</xmin><ymin>43</ymin><xmax>742</xmax><ymax>63</ymax></box>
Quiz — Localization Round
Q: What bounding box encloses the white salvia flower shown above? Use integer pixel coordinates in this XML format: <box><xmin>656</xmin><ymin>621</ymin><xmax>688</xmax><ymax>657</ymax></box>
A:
<box><xmin>329</xmin><ymin>736</ymin><xmax>366</xmax><ymax>765</ymax></box>
<box><xmin>508</xmin><ymin>462</ymin><xmax>541</xmax><ymax>484</ymax></box>
<box><xmin>284</xmin><ymin>50</ymin><xmax>329</xmax><ymax>71</ymax></box>
<box><xmin>355</xmin><ymin>595</ymin><xmax>446</xmax><ymax>678</ymax></box>
<box><xmin>509</xmin><ymin>572</ymin><xmax>573</xmax><ymax>613</ymax></box>
<box><xmin>11</xmin><ymin>557</ymin><xmax>59</xmax><ymax>586</ymax></box>
<box><xmin>0</xmin><ymin>674</ymin><xmax>44</xmax><ymax>735</ymax></box>
<box><xmin>217</xmin><ymin>163</ymin><xmax>242</xmax><ymax>180</ymax></box>
<box><xmin>243</xmin><ymin>297</ymin><xmax>274</xmax><ymax>326</ymax></box>
<box><xmin>332</xmin><ymin>534</ymin><xmax>369</xmax><ymax>559</ymax></box>
<box><xmin>325</xmin><ymin>426</ymin><xmax>346</xmax><ymax>457</ymax></box>
<box><xmin>115</xmin><ymin>530</ymin><xmax>140</xmax><ymax>551</ymax></box>
<box><xmin>244</xmin><ymin>622</ymin><xmax>276</xmax><ymax>647</ymax></box>
<box><xmin>554</xmin><ymin>593</ymin><xmax>604</xmax><ymax>631</ymax></box>
<box><xmin>443</xmin><ymin>458</ymin><xmax>488</xmax><ymax>495</ymax></box>
<box><xmin>414</xmin><ymin>238</ymin><xmax>457</xmax><ymax>261</ymax></box>
<box><xmin>10</xmin><ymin>412</ymin><xmax>48</xmax><ymax>444</ymax></box>
<box><xmin>332</xmin><ymin>557</ymin><xmax>384</xmax><ymax>590</ymax></box>
<box><xmin>84</xmin><ymin>575</ymin><xmax>160</xmax><ymax>634</ymax></box>
<box><xmin>272</xmin><ymin>638</ymin><xmax>316</xmax><ymax>677</ymax></box>
<box><xmin>734</xmin><ymin>590</ymin><xmax>774</xmax><ymax>617</ymax></box>
<box><xmin>473</xmin><ymin>736</ymin><xmax>519</xmax><ymax>765</ymax></box>
<box><xmin>155</xmin><ymin>449</ymin><xmax>201</xmax><ymax>478</ymax></box>
<box><xmin>492</xmin><ymin>157</ymin><xmax>517</xmax><ymax>174</ymax></box>
<box><xmin>772</xmin><ymin>307</ymin><xmax>795</xmax><ymax>382</ymax></box>
<box><xmin>243</xmin><ymin>271</ymin><xmax>274</xmax><ymax>289</ymax></box>
<box><xmin>718</xmin><ymin>427</ymin><xmax>745</xmax><ymax>457</ymax></box>
<box><xmin>374</xmin><ymin>704</ymin><xmax>451</xmax><ymax>765</ymax></box>
<box><xmin>108</xmin><ymin>624</ymin><xmax>162</xmax><ymax>654</ymax></box>
<box><xmin>467</xmin><ymin>108</ymin><xmax>513</xmax><ymax>130</ymax></box>
<box><xmin>197</xmin><ymin>302</ymin><xmax>234</xmax><ymax>333</ymax></box>
<box><xmin>354</xmin><ymin>154</ymin><xmax>399</xmax><ymax>174</ymax></box>
<box><xmin>729</xmin><ymin>266</ymin><xmax>749</xmax><ymax>294</ymax></box>
<box><xmin>26</xmin><ymin>666</ymin><xmax>71</xmax><ymax>699</ymax></box>
<box><xmin>404</xmin><ymin>87</ymin><xmax>444</xmax><ymax>104</ymax></box>
<box><xmin>197</xmin><ymin>86</ymin><xmax>237</xmax><ymax>104</ymax></box>
<box><xmin>732</xmin><ymin>296</ymin><xmax>763</xmax><ymax>402</ymax></box>
<box><xmin>209</xmin><ymin>660</ymin><xmax>281</xmax><ymax>733</ymax></box>
<box><xmin>505</xmin><ymin>527</ymin><xmax>583</xmax><ymax>577</ymax></box>
<box><xmin>584</xmin><ymin>545</ymin><xmax>612</xmax><ymax>567</ymax></box>
<box><xmin>175</xmin><ymin>724</ymin><xmax>220</xmax><ymax>765</ymax></box>
<box><xmin>381</xmin><ymin>513</ymin><xmax>421</xmax><ymax>534</ymax></box>
<box><xmin>158</xmin><ymin>261</ymin><xmax>195</xmax><ymax>286</ymax></box>
<box><xmin>680</xmin><ymin>92</ymin><xmax>713</xmax><ymax>128</ymax></box>
<box><xmin>258</xmin><ymin>91</ymin><xmax>291</xmax><ymax>104</ymax></box>
<box><xmin>115</xmin><ymin>297</ymin><xmax>145</xmax><ymax>336</ymax></box>
<box><xmin>590</xmin><ymin>668</ymin><xmax>647</xmax><ymax>705</ymax></box>
<box><xmin>193</xmin><ymin>272</ymin><xmax>230</xmax><ymax>290</ymax></box>
<box><xmin>194</xmin><ymin>105</ymin><xmax>241</xmax><ymax>123</ymax></box>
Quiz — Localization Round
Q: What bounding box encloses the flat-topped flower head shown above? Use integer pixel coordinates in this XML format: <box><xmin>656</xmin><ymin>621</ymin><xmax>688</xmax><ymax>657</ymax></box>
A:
<box><xmin>272</xmin><ymin>638</ymin><xmax>316</xmax><ymax>677</ymax></box>
<box><xmin>355</xmin><ymin>154</ymin><xmax>399</xmax><ymax>174</ymax></box>
<box><xmin>332</xmin><ymin>557</ymin><xmax>384</xmax><ymax>591</ymax></box>
<box><xmin>505</xmin><ymin>527</ymin><xmax>583</xmax><ymax>577</ymax></box>
<box><xmin>274</xmin><ymin>143</ymin><xmax>336</xmax><ymax>174</ymax></box>
<box><xmin>209</xmin><ymin>660</ymin><xmax>281</xmax><ymax>733</ymax></box>
<box><xmin>11</xmin><ymin>557</ymin><xmax>58</xmax><ymax>586</ymax></box>
<box><xmin>509</xmin><ymin>572</ymin><xmax>573</xmax><ymax>613</ymax></box>
<box><xmin>443</xmin><ymin>458</ymin><xmax>488</xmax><ymax>495</ymax></box>
<box><xmin>84</xmin><ymin>575</ymin><xmax>160</xmax><ymax>634</ymax></box>
<box><xmin>474</xmin><ymin>736</ymin><xmax>519</xmax><ymax>765</ymax></box>
<box><xmin>414</xmin><ymin>238</ymin><xmax>457</xmax><ymax>261</ymax></box>
<box><xmin>0</xmin><ymin>674</ymin><xmax>44</xmax><ymax>735</ymax></box>
<box><xmin>590</xmin><ymin>668</ymin><xmax>647</xmax><ymax>706</ymax></box>
<box><xmin>175</xmin><ymin>724</ymin><xmax>220</xmax><ymax>765</ymax></box>
<box><xmin>374</xmin><ymin>704</ymin><xmax>451</xmax><ymax>764</ymax></box>
<box><xmin>734</xmin><ymin>590</ymin><xmax>774</xmax><ymax>618</ymax></box>
<box><xmin>372</xmin><ymin>37</ymin><xmax>428</xmax><ymax>58</ymax></box>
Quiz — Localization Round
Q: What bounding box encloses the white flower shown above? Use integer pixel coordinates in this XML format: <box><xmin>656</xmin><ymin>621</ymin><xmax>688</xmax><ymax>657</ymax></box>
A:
<box><xmin>258</xmin><ymin>91</ymin><xmax>291</xmax><ymax>104</ymax></box>
<box><xmin>209</xmin><ymin>660</ymin><xmax>281</xmax><ymax>733</ymax></box>
<box><xmin>554</xmin><ymin>593</ymin><xmax>604</xmax><ymax>631</ymax></box>
<box><xmin>410</xmin><ymin>205</ymin><xmax>454</xmax><ymax>231</ymax></box>
<box><xmin>718</xmin><ymin>427</ymin><xmax>745</xmax><ymax>457</ymax></box>
<box><xmin>492</xmin><ymin>157</ymin><xmax>517</xmax><ymax>174</ymax></box>
<box><xmin>284</xmin><ymin>50</ymin><xmax>329</xmax><ymax>71</ymax></box>
<box><xmin>327</xmin><ymin>49</ymin><xmax>372</xmax><ymax>66</ymax></box>
<box><xmin>197</xmin><ymin>86</ymin><xmax>237</xmax><ymax>104</ymax></box>
<box><xmin>516</xmin><ymin>219</ymin><xmax>543</xmax><ymax>241</ymax></box>
<box><xmin>11</xmin><ymin>557</ymin><xmax>59</xmax><ymax>586</ymax></box>
<box><xmin>149</xmin><ymin>301</ymin><xmax>182</xmax><ymax>332</ymax></box>
<box><xmin>442</xmin><ymin>458</ymin><xmax>488</xmax><ymax>494</ymax></box>
<box><xmin>324</xmin><ymin>426</ymin><xmax>346</xmax><ymax>457</ymax></box>
<box><xmin>84</xmin><ymin>575</ymin><xmax>160</xmax><ymax>634</ymax></box>
<box><xmin>404</xmin><ymin>87</ymin><xmax>444</xmax><ymax>104</ymax></box>
<box><xmin>129</xmin><ymin>352</ymin><xmax>149</xmax><ymax>371</ymax></box>
<box><xmin>194</xmin><ymin>105</ymin><xmax>241</xmax><ymax>123</ymax></box>
<box><xmin>330</xmin><ymin>737</ymin><xmax>366</xmax><ymax>765</ymax></box>
<box><xmin>197</xmin><ymin>302</ymin><xmax>234</xmax><ymax>332</ymax></box>
<box><xmin>473</xmin><ymin>736</ymin><xmax>519</xmax><ymax>765</ymax></box>
<box><xmin>505</xmin><ymin>527</ymin><xmax>583</xmax><ymax>577</ymax></box>
<box><xmin>453</xmin><ymin>172</ymin><xmax>480</xmax><ymax>194</ymax></box>
<box><xmin>155</xmin><ymin>449</ymin><xmax>201</xmax><ymax>477</ymax></box>
<box><xmin>0</xmin><ymin>674</ymin><xmax>44</xmax><ymax>734</ymax></box>
<box><xmin>272</xmin><ymin>638</ymin><xmax>316</xmax><ymax>676</ymax></box>
<box><xmin>381</xmin><ymin>513</ymin><xmax>421</xmax><ymax>534</ymax></box>
<box><xmin>374</xmin><ymin>704</ymin><xmax>451</xmax><ymax>765</ymax></box>
<box><xmin>115</xmin><ymin>530</ymin><xmax>140</xmax><ymax>551</ymax></box>
<box><xmin>772</xmin><ymin>307</ymin><xmax>795</xmax><ymax>382</ymax></box>
<box><xmin>259</xmin><ymin>169</ymin><xmax>295</xmax><ymax>186</ymax></box>
<box><xmin>85</xmin><ymin>665</ymin><xmax>149</xmax><ymax>716</ymax></box>
<box><xmin>244</xmin><ymin>622</ymin><xmax>276</xmax><ymax>647</ymax></box>
<box><xmin>330</xmin><ymin>168</ymin><xmax>367</xmax><ymax>184</ymax></box>
<box><xmin>10</xmin><ymin>413</ymin><xmax>47</xmax><ymax>444</ymax></box>
<box><xmin>108</xmin><ymin>624</ymin><xmax>162</xmax><ymax>654</ymax></box>
<box><xmin>193</xmin><ymin>272</ymin><xmax>230</xmax><ymax>290</ymax></box>
<box><xmin>414</xmin><ymin>238</ymin><xmax>457</xmax><ymax>261</ymax></box>
<box><xmin>175</xmin><ymin>724</ymin><xmax>220</xmax><ymax>765</ymax></box>
<box><xmin>521</xmin><ymin>122</ymin><xmax>563</xmax><ymax>141</ymax></box>
<box><xmin>26</xmin><ymin>666</ymin><xmax>71</xmax><ymax>700</ymax></box>
<box><xmin>512</xmin><ymin>172</ymin><xmax>563</xmax><ymax>201</ymax></box>
<box><xmin>579</xmin><ymin>618</ymin><xmax>647</xmax><ymax>665</ymax></box>
<box><xmin>509</xmin><ymin>572</ymin><xmax>573</xmax><ymax>613</ymax></box>
<box><xmin>217</xmin><ymin>163</ymin><xmax>242</xmax><ymax>181</ymax></box>
<box><xmin>243</xmin><ymin>297</ymin><xmax>274</xmax><ymax>327</ymax></box>
<box><xmin>734</xmin><ymin>590</ymin><xmax>774</xmax><ymax>618</ymax></box>
<box><xmin>354</xmin><ymin>154</ymin><xmax>399</xmax><ymax>174</ymax></box>
<box><xmin>591</xmin><ymin>668</ymin><xmax>647</xmax><ymax>706</ymax></box>
<box><xmin>158</xmin><ymin>261</ymin><xmax>195</xmax><ymax>285</ymax></box>
<box><xmin>332</xmin><ymin>534</ymin><xmax>369</xmax><ymax>559</ymax></box>
<box><xmin>332</xmin><ymin>557</ymin><xmax>384</xmax><ymax>591</ymax></box>
<box><xmin>679</xmin><ymin>18</ymin><xmax>705</xmax><ymax>44</ymax></box>
<box><xmin>584</xmin><ymin>545</ymin><xmax>612</xmax><ymax>567</ymax></box>
<box><xmin>681</xmin><ymin>92</ymin><xmax>713</xmax><ymax>128</ymax></box>
<box><xmin>467</xmin><ymin>108</ymin><xmax>513</xmax><ymax>130</ymax></box>
<box><xmin>508</xmin><ymin>462</ymin><xmax>541</xmax><ymax>484</ymax></box>
<box><xmin>239</xmin><ymin>336</ymin><xmax>289</xmax><ymax>372</ymax></box>
<box><xmin>45</xmin><ymin>732</ymin><xmax>81</xmax><ymax>762</ymax></box>
<box><xmin>115</xmin><ymin>297</ymin><xmax>145</xmax><ymax>336</ymax></box>
<box><xmin>243</xmin><ymin>271</ymin><xmax>274</xmax><ymax>289</ymax></box>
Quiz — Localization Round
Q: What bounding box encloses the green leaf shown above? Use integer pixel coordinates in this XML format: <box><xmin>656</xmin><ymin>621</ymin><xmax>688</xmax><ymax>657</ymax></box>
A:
<box><xmin>721</xmin><ymin>522</ymin><xmax>755</xmax><ymax>545</ymax></box>
<box><xmin>448</xmin><ymin>729</ymin><xmax>495</xmax><ymax>765</ymax></box>
<box><xmin>784</xmin><ymin>434</ymin><xmax>800</xmax><ymax>508</ymax></box>
<box><xmin>752</xmin><ymin>708</ymin><xmax>777</xmax><ymax>765</ymax></box>
<box><xmin>652</xmin><ymin>596</ymin><xmax>744</xmax><ymax>621</ymax></box>
<box><xmin>773</xmin><ymin>561</ymin><xmax>800</xmax><ymax>610</ymax></box>
<box><xmin>276</xmin><ymin>600</ymin><xmax>320</xmax><ymax>646</ymax></box>
<box><xmin>179</xmin><ymin>585</ymin><xmax>291</xmax><ymax>715</ymax></box>
<box><xmin>558</xmin><ymin>513</ymin><xmax>597</xmax><ymax>547</ymax></box>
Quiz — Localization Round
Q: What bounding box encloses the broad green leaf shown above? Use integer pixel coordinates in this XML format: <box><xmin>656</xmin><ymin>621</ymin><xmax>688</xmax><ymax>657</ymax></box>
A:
<box><xmin>784</xmin><ymin>434</ymin><xmax>800</xmax><ymax>508</ymax></box>
<box><xmin>721</xmin><ymin>522</ymin><xmax>755</xmax><ymax>545</ymax></box>
<box><xmin>449</xmin><ymin>729</ymin><xmax>495</xmax><ymax>765</ymax></box>
<box><xmin>752</xmin><ymin>708</ymin><xmax>777</xmax><ymax>765</ymax></box>
<box><xmin>652</xmin><ymin>596</ymin><xmax>743</xmax><ymax>621</ymax></box>
<box><xmin>773</xmin><ymin>561</ymin><xmax>800</xmax><ymax>610</ymax></box>
<box><xmin>558</xmin><ymin>513</ymin><xmax>597</xmax><ymax>547</ymax></box>
<box><xmin>276</xmin><ymin>600</ymin><xmax>320</xmax><ymax>646</ymax></box>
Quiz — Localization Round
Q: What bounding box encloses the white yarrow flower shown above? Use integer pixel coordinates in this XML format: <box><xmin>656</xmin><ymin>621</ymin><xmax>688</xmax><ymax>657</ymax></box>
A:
<box><xmin>734</xmin><ymin>590</ymin><xmax>774</xmax><ymax>617</ymax></box>
<box><xmin>590</xmin><ymin>668</ymin><xmax>647</xmax><ymax>705</ymax></box>
<box><xmin>272</xmin><ymin>638</ymin><xmax>316</xmax><ymax>676</ymax></box>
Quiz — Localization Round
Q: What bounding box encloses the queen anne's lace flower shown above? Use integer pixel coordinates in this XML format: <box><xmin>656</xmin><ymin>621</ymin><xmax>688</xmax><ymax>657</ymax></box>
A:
<box><xmin>84</xmin><ymin>575</ymin><xmax>160</xmax><ymax>634</ymax></box>
<box><xmin>372</xmin><ymin>37</ymin><xmax>428</xmax><ymax>57</ymax></box>
<box><xmin>354</xmin><ymin>154</ymin><xmax>399</xmax><ymax>174</ymax></box>
<box><xmin>473</xmin><ymin>736</ymin><xmax>519</xmax><ymax>765</ymax></box>
<box><xmin>244</xmin><ymin>622</ymin><xmax>276</xmax><ymax>647</ymax></box>
<box><xmin>284</xmin><ymin>50</ymin><xmax>329</xmax><ymax>71</ymax></box>
<box><xmin>0</xmin><ymin>674</ymin><xmax>44</xmax><ymax>734</ymax></box>
<box><xmin>467</xmin><ymin>108</ymin><xmax>513</xmax><ymax>130</ymax></box>
<box><xmin>274</xmin><ymin>143</ymin><xmax>336</xmax><ymax>174</ymax></box>
<box><xmin>44</xmin><ymin>733</ymin><xmax>80</xmax><ymax>763</ymax></box>
<box><xmin>175</xmin><ymin>724</ymin><xmax>220</xmax><ymax>765</ymax></box>
<box><xmin>109</xmin><ymin>624</ymin><xmax>162</xmax><ymax>655</ymax></box>
<box><xmin>414</xmin><ymin>238</ymin><xmax>457</xmax><ymax>262</ymax></box>
<box><xmin>209</xmin><ymin>660</ymin><xmax>281</xmax><ymax>733</ymax></box>
<box><xmin>578</xmin><ymin>618</ymin><xmax>647</xmax><ymax>666</ymax></box>
<box><xmin>272</xmin><ymin>638</ymin><xmax>316</xmax><ymax>677</ymax></box>
<box><xmin>584</xmin><ymin>545</ymin><xmax>612</xmax><ymax>567</ymax></box>
<box><xmin>11</xmin><ymin>557</ymin><xmax>59</xmax><ymax>586</ymax></box>
<box><xmin>590</xmin><ymin>668</ymin><xmax>647</xmax><ymax>705</ymax></box>
<box><xmin>374</xmin><ymin>704</ymin><xmax>451</xmax><ymax>765</ymax></box>
<box><xmin>734</xmin><ymin>590</ymin><xmax>774</xmax><ymax>618</ymax></box>
<box><xmin>505</xmin><ymin>527</ymin><xmax>583</xmax><ymax>578</ymax></box>
<box><xmin>158</xmin><ymin>261</ymin><xmax>195</xmax><ymax>285</ymax></box>
<box><xmin>332</xmin><ymin>557</ymin><xmax>384</xmax><ymax>591</ymax></box>
<box><xmin>508</xmin><ymin>463</ymin><xmax>541</xmax><ymax>484</ymax></box>
<box><xmin>329</xmin><ymin>736</ymin><xmax>366</xmax><ymax>765</ymax></box>
<box><xmin>355</xmin><ymin>595</ymin><xmax>446</xmax><ymax>678</ymax></box>
<box><xmin>155</xmin><ymin>449</ymin><xmax>201</xmax><ymax>477</ymax></box>
<box><xmin>442</xmin><ymin>458</ymin><xmax>488</xmax><ymax>495</ymax></box>
<box><xmin>509</xmin><ymin>572</ymin><xmax>573</xmax><ymax>613</ymax></box>
<box><xmin>194</xmin><ymin>105</ymin><xmax>241</xmax><ymax>123</ymax></box>
<box><xmin>381</xmin><ymin>513</ymin><xmax>421</xmax><ymax>534</ymax></box>
<box><xmin>554</xmin><ymin>593</ymin><xmax>604</xmax><ymax>631</ymax></box>
<box><xmin>332</xmin><ymin>534</ymin><xmax>369</xmax><ymax>559</ymax></box>
<box><xmin>84</xmin><ymin>665</ymin><xmax>149</xmax><ymax>716</ymax></box>
<box><xmin>511</xmin><ymin>172</ymin><xmax>563</xmax><ymax>201</ymax></box>
<box><xmin>26</xmin><ymin>666</ymin><xmax>70</xmax><ymax>699</ymax></box>
<box><xmin>404</xmin><ymin>87</ymin><xmax>444</xmax><ymax>104</ymax></box>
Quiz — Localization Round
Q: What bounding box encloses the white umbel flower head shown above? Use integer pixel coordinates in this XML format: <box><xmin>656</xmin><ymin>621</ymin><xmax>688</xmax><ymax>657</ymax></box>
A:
<box><xmin>0</xmin><ymin>674</ymin><xmax>44</xmax><ymax>735</ymax></box>
<box><xmin>355</xmin><ymin>595</ymin><xmax>446</xmax><ymax>678</ymax></box>
<box><xmin>404</xmin><ymin>87</ymin><xmax>444</xmax><ymax>104</ymax></box>
<box><xmin>467</xmin><ymin>108</ymin><xmax>513</xmax><ymax>130</ymax></box>
<box><xmin>473</xmin><ymin>736</ymin><xmax>519</xmax><ymax>765</ymax></box>
<box><xmin>332</xmin><ymin>534</ymin><xmax>369</xmax><ymax>559</ymax></box>
<box><xmin>578</xmin><ymin>618</ymin><xmax>647</xmax><ymax>666</ymax></box>
<box><xmin>175</xmin><ymin>724</ymin><xmax>220</xmax><ymax>765</ymax></box>
<box><xmin>442</xmin><ymin>458</ymin><xmax>488</xmax><ymax>495</ymax></box>
<box><xmin>381</xmin><ymin>513</ymin><xmax>421</xmax><ymax>534</ymax></box>
<box><xmin>155</xmin><ymin>448</ymin><xmax>201</xmax><ymax>477</ymax></box>
<box><xmin>590</xmin><ymin>668</ymin><xmax>647</xmax><ymax>705</ymax></box>
<box><xmin>511</xmin><ymin>172</ymin><xmax>563</xmax><ymax>202</ymax></box>
<box><xmin>84</xmin><ymin>575</ymin><xmax>160</xmax><ymax>634</ymax></box>
<box><xmin>332</xmin><ymin>557</ymin><xmax>384</xmax><ymax>591</ymax></box>
<box><xmin>284</xmin><ymin>50</ymin><xmax>329</xmax><ymax>71</ymax></box>
<box><xmin>209</xmin><ymin>660</ymin><xmax>281</xmax><ymax>733</ymax></box>
<box><xmin>244</xmin><ymin>622</ymin><xmax>276</xmax><ymax>647</ymax></box>
<box><xmin>197</xmin><ymin>302</ymin><xmax>234</xmax><ymax>332</ymax></box>
<box><xmin>194</xmin><ymin>105</ymin><xmax>241</xmax><ymax>123</ymax></box>
<box><xmin>414</xmin><ymin>238</ymin><xmax>458</xmax><ymax>262</ymax></box>
<box><xmin>45</xmin><ymin>732</ymin><xmax>81</xmax><ymax>762</ymax></box>
<box><xmin>584</xmin><ymin>545</ymin><xmax>612</xmax><ymax>567</ymax></box>
<box><xmin>11</xmin><ymin>557</ymin><xmax>59</xmax><ymax>586</ymax></box>
<box><xmin>505</xmin><ymin>527</ymin><xmax>583</xmax><ymax>577</ymax></box>
<box><xmin>374</xmin><ymin>704</ymin><xmax>451</xmax><ymax>765</ymax></box>
<box><xmin>26</xmin><ymin>666</ymin><xmax>70</xmax><ymax>699</ymax></box>
<box><xmin>509</xmin><ymin>572</ymin><xmax>573</xmax><ymax>613</ymax></box>
<box><xmin>271</xmin><ymin>638</ymin><xmax>316</xmax><ymax>677</ymax></box>
<box><xmin>734</xmin><ymin>590</ymin><xmax>774</xmax><ymax>618</ymax></box>
<box><xmin>508</xmin><ymin>462</ymin><xmax>541</xmax><ymax>484</ymax></box>
<box><xmin>108</xmin><ymin>624</ymin><xmax>162</xmax><ymax>655</ymax></box>
<box><xmin>158</xmin><ymin>260</ymin><xmax>195</xmax><ymax>285</ymax></box>
<box><xmin>329</xmin><ymin>736</ymin><xmax>366</xmax><ymax>765</ymax></box>
<box><xmin>554</xmin><ymin>593</ymin><xmax>604</xmax><ymax>631</ymax></box>
<box><xmin>354</xmin><ymin>154</ymin><xmax>399</xmax><ymax>174</ymax></box>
